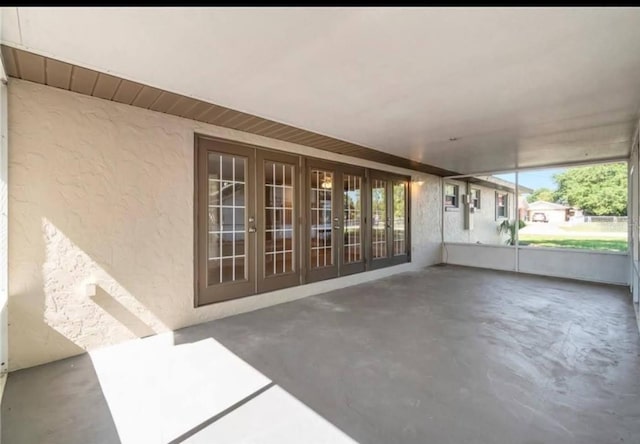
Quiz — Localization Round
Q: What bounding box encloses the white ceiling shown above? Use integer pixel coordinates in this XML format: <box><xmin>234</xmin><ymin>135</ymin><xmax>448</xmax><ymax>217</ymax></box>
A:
<box><xmin>3</xmin><ymin>7</ymin><xmax>640</xmax><ymax>174</ymax></box>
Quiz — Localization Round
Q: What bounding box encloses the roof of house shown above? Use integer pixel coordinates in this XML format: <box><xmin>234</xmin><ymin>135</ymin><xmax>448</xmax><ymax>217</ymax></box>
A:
<box><xmin>466</xmin><ymin>176</ymin><xmax>534</xmax><ymax>195</ymax></box>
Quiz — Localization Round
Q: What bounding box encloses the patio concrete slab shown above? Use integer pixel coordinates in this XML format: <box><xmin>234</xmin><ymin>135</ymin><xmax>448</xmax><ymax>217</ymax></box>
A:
<box><xmin>3</xmin><ymin>265</ymin><xmax>640</xmax><ymax>443</ymax></box>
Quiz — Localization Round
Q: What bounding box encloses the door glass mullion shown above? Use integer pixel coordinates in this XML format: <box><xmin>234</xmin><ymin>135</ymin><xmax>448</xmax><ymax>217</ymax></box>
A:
<box><xmin>372</xmin><ymin>178</ymin><xmax>388</xmax><ymax>259</ymax></box>
<box><xmin>344</xmin><ymin>173</ymin><xmax>363</xmax><ymax>264</ymax></box>
<box><xmin>310</xmin><ymin>169</ymin><xmax>334</xmax><ymax>269</ymax></box>
<box><xmin>264</xmin><ymin>159</ymin><xmax>295</xmax><ymax>277</ymax></box>
<box><xmin>207</xmin><ymin>151</ymin><xmax>247</xmax><ymax>287</ymax></box>
<box><xmin>393</xmin><ymin>181</ymin><xmax>407</xmax><ymax>256</ymax></box>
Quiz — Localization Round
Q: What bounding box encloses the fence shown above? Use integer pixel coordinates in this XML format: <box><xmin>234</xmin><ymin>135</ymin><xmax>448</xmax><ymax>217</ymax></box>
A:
<box><xmin>581</xmin><ymin>216</ymin><xmax>628</xmax><ymax>223</ymax></box>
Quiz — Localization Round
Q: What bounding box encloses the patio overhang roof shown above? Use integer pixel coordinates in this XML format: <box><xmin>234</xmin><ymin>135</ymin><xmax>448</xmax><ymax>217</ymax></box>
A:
<box><xmin>2</xmin><ymin>7</ymin><xmax>639</xmax><ymax>174</ymax></box>
<box><xmin>0</xmin><ymin>45</ymin><xmax>456</xmax><ymax>177</ymax></box>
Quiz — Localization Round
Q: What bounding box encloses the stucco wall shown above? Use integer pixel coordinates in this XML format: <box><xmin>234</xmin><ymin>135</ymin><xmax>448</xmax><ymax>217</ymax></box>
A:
<box><xmin>443</xmin><ymin>243</ymin><xmax>628</xmax><ymax>285</ymax></box>
<box><xmin>443</xmin><ymin>179</ymin><xmax>516</xmax><ymax>245</ymax></box>
<box><xmin>518</xmin><ymin>247</ymin><xmax>628</xmax><ymax>285</ymax></box>
<box><xmin>443</xmin><ymin>243</ymin><xmax>516</xmax><ymax>271</ymax></box>
<box><xmin>7</xmin><ymin>79</ymin><xmax>442</xmax><ymax>370</ymax></box>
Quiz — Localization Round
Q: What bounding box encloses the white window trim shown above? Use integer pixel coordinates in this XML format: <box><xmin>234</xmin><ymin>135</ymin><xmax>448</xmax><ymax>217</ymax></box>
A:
<box><xmin>495</xmin><ymin>191</ymin><xmax>508</xmax><ymax>220</ymax></box>
<box><xmin>445</xmin><ymin>183</ymin><xmax>459</xmax><ymax>209</ymax></box>
<box><xmin>471</xmin><ymin>188</ymin><xmax>481</xmax><ymax>210</ymax></box>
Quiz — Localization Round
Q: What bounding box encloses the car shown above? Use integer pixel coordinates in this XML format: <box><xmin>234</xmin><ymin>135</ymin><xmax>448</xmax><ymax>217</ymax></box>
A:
<box><xmin>531</xmin><ymin>212</ymin><xmax>548</xmax><ymax>223</ymax></box>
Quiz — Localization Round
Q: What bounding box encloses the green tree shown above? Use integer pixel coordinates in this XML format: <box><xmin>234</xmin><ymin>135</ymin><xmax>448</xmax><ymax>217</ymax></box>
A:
<box><xmin>526</xmin><ymin>187</ymin><xmax>555</xmax><ymax>203</ymax></box>
<box><xmin>552</xmin><ymin>163</ymin><xmax>627</xmax><ymax>216</ymax></box>
<box><xmin>393</xmin><ymin>183</ymin><xmax>406</xmax><ymax>220</ymax></box>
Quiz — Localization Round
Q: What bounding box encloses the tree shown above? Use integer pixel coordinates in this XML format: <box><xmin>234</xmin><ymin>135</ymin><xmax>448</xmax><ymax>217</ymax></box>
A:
<box><xmin>552</xmin><ymin>163</ymin><xmax>627</xmax><ymax>216</ymax></box>
<box><xmin>526</xmin><ymin>187</ymin><xmax>555</xmax><ymax>203</ymax></box>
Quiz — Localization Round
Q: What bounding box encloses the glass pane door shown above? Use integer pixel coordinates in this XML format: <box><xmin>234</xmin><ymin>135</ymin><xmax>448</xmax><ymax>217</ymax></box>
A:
<box><xmin>343</xmin><ymin>174</ymin><xmax>362</xmax><ymax>264</ymax></box>
<box><xmin>370</xmin><ymin>173</ymin><xmax>410</xmax><ymax>269</ymax></box>
<box><xmin>393</xmin><ymin>182</ymin><xmax>407</xmax><ymax>256</ymax></box>
<box><xmin>257</xmin><ymin>150</ymin><xmax>300</xmax><ymax>293</ymax></box>
<box><xmin>306</xmin><ymin>162</ymin><xmax>339</xmax><ymax>283</ymax></box>
<box><xmin>265</xmin><ymin>161</ymin><xmax>295</xmax><ymax>276</ymax></box>
<box><xmin>310</xmin><ymin>169</ymin><xmax>334</xmax><ymax>269</ymax></box>
<box><xmin>207</xmin><ymin>153</ymin><xmax>247</xmax><ymax>285</ymax></box>
<box><xmin>340</xmin><ymin>171</ymin><xmax>366</xmax><ymax>275</ymax></box>
<box><xmin>372</xmin><ymin>178</ymin><xmax>388</xmax><ymax>259</ymax></box>
<box><xmin>196</xmin><ymin>138</ymin><xmax>255</xmax><ymax>306</ymax></box>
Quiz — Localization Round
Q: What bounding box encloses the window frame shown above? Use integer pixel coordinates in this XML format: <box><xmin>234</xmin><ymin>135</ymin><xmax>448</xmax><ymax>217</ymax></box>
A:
<box><xmin>471</xmin><ymin>188</ymin><xmax>481</xmax><ymax>210</ymax></box>
<box><xmin>444</xmin><ymin>183</ymin><xmax>459</xmax><ymax>209</ymax></box>
<box><xmin>495</xmin><ymin>191</ymin><xmax>508</xmax><ymax>220</ymax></box>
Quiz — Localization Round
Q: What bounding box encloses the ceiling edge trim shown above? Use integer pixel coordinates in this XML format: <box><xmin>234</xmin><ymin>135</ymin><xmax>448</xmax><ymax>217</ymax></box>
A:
<box><xmin>0</xmin><ymin>43</ymin><xmax>457</xmax><ymax>177</ymax></box>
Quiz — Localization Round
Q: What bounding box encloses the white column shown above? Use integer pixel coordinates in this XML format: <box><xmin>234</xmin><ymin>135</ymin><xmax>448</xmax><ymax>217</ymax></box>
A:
<box><xmin>0</xmin><ymin>7</ymin><xmax>9</xmax><ymax>388</ymax></box>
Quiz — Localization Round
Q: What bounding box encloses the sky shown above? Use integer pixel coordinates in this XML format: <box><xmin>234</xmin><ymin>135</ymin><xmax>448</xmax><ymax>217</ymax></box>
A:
<box><xmin>494</xmin><ymin>168</ymin><xmax>566</xmax><ymax>192</ymax></box>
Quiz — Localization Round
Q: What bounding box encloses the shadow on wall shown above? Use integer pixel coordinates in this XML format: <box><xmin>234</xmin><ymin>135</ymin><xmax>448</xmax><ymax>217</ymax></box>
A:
<box><xmin>91</xmin><ymin>285</ymin><xmax>156</xmax><ymax>339</ymax></box>
<box><xmin>8</xmin><ymin>216</ymin><xmax>171</xmax><ymax>370</ymax></box>
<box><xmin>39</xmin><ymin>217</ymin><xmax>169</xmax><ymax>357</ymax></box>
<box><xmin>8</xmin><ymin>80</ymin><xmax>196</xmax><ymax>370</ymax></box>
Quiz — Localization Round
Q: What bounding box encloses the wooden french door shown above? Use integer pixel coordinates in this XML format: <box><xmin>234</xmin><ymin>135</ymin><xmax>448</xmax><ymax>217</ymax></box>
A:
<box><xmin>306</xmin><ymin>160</ymin><xmax>366</xmax><ymax>283</ymax></box>
<box><xmin>195</xmin><ymin>136</ymin><xmax>300</xmax><ymax>306</ymax></box>
<box><xmin>196</xmin><ymin>138</ymin><xmax>256</xmax><ymax>305</ymax></box>
<box><xmin>369</xmin><ymin>172</ymin><xmax>410</xmax><ymax>269</ymax></box>
<box><xmin>256</xmin><ymin>150</ymin><xmax>300</xmax><ymax>293</ymax></box>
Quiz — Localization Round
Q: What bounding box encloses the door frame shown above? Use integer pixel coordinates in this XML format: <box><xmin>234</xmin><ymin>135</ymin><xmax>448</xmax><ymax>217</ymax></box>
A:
<box><xmin>368</xmin><ymin>170</ymin><xmax>411</xmax><ymax>270</ymax></box>
<box><xmin>194</xmin><ymin>135</ymin><xmax>257</xmax><ymax>306</ymax></box>
<box><xmin>305</xmin><ymin>159</ymin><xmax>368</xmax><ymax>282</ymax></box>
<box><xmin>305</xmin><ymin>158</ymin><xmax>340</xmax><ymax>282</ymax></box>
<box><xmin>256</xmin><ymin>149</ymin><xmax>301</xmax><ymax>293</ymax></box>
<box><xmin>338</xmin><ymin>164</ymin><xmax>368</xmax><ymax>276</ymax></box>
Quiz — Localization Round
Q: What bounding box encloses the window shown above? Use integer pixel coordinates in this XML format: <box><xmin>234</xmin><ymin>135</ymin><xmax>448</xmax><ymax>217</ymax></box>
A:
<box><xmin>496</xmin><ymin>192</ymin><xmax>508</xmax><ymax>219</ymax></box>
<box><xmin>195</xmin><ymin>135</ymin><xmax>411</xmax><ymax>306</ymax></box>
<box><xmin>445</xmin><ymin>184</ymin><xmax>459</xmax><ymax>208</ymax></box>
<box><xmin>471</xmin><ymin>189</ymin><xmax>481</xmax><ymax>209</ymax></box>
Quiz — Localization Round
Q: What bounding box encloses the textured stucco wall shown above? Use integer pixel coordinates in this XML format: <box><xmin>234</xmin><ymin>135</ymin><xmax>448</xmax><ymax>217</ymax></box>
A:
<box><xmin>8</xmin><ymin>79</ymin><xmax>442</xmax><ymax>370</ymax></box>
<box><xmin>443</xmin><ymin>179</ymin><xmax>516</xmax><ymax>245</ymax></box>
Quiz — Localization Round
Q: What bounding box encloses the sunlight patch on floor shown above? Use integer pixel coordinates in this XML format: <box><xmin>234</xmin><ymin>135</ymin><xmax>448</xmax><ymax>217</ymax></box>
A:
<box><xmin>89</xmin><ymin>332</ymin><xmax>355</xmax><ymax>443</ymax></box>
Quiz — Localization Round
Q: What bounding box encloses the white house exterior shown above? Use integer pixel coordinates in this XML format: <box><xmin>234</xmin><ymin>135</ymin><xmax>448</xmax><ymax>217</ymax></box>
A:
<box><xmin>444</xmin><ymin>178</ymin><xmax>531</xmax><ymax>245</ymax></box>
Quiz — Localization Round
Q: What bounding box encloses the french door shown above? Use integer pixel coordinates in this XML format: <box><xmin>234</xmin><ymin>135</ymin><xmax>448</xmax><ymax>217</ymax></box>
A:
<box><xmin>369</xmin><ymin>171</ymin><xmax>410</xmax><ymax>269</ymax></box>
<box><xmin>306</xmin><ymin>160</ymin><xmax>367</xmax><ymax>283</ymax></box>
<box><xmin>196</xmin><ymin>136</ymin><xmax>410</xmax><ymax>306</ymax></box>
<box><xmin>195</xmin><ymin>136</ymin><xmax>300</xmax><ymax>305</ymax></box>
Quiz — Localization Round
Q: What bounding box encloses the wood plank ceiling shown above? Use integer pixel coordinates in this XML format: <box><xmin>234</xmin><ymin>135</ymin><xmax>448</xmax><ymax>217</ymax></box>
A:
<box><xmin>0</xmin><ymin>44</ymin><xmax>457</xmax><ymax>177</ymax></box>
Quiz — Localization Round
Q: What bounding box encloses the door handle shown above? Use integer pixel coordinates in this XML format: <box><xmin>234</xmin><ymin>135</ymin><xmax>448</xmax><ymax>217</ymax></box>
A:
<box><xmin>334</xmin><ymin>225</ymin><xmax>341</xmax><ymax>230</ymax></box>
<box><xmin>249</xmin><ymin>227</ymin><xmax>256</xmax><ymax>233</ymax></box>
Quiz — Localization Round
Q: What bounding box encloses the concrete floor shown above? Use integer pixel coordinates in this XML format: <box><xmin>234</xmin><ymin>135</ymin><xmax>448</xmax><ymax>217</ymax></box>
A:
<box><xmin>3</xmin><ymin>265</ymin><xmax>640</xmax><ymax>443</ymax></box>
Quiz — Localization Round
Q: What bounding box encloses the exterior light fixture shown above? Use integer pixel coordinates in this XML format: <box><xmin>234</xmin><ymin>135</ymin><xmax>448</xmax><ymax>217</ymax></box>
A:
<box><xmin>321</xmin><ymin>178</ymin><xmax>332</xmax><ymax>189</ymax></box>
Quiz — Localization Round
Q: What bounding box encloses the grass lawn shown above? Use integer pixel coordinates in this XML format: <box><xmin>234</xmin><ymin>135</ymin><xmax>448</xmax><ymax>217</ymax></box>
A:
<box><xmin>519</xmin><ymin>235</ymin><xmax>628</xmax><ymax>252</ymax></box>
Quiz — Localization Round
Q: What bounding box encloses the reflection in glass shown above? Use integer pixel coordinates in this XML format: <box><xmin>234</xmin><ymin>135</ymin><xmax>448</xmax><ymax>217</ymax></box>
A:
<box><xmin>344</xmin><ymin>175</ymin><xmax>362</xmax><ymax>263</ymax></box>
<box><xmin>311</xmin><ymin>170</ymin><xmax>333</xmax><ymax>268</ymax></box>
<box><xmin>265</xmin><ymin>161</ymin><xmax>295</xmax><ymax>276</ymax></box>
<box><xmin>207</xmin><ymin>153</ymin><xmax>246</xmax><ymax>285</ymax></box>
<box><xmin>393</xmin><ymin>182</ymin><xmax>406</xmax><ymax>256</ymax></box>
<box><xmin>372</xmin><ymin>179</ymin><xmax>387</xmax><ymax>259</ymax></box>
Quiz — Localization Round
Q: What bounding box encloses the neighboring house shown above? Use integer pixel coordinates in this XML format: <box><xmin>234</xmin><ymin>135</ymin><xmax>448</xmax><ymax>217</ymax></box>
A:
<box><xmin>527</xmin><ymin>201</ymin><xmax>574</xmax><ymax>223</ymax></box>
<box><xmin>444</xmin><ymin>176</ymin><xmax>532</xmax><ymax>244</ymax></box>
